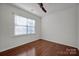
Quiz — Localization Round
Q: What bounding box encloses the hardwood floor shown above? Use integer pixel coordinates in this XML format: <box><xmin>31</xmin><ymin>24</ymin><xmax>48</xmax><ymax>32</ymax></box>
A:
<box><xmin>0</xmin><ymin>39</ymin><xmax>78</xmax><ymax>56</ymax></box>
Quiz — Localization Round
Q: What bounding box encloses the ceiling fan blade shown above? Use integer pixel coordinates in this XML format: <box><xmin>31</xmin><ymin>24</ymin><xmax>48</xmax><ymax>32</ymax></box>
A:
<box><xmin>38</xmin><ymin>3</ymin><xmax>47</xmax><ymax>13</ymax></box>
<box><xmin>41</xmin><ymin>6</ymin><xmax>47</xmax><ymax>13</ymax></box>
<box><xmin>38</xmin><ymin>3</ymin><xmax>43</xmax><ymax>6</ymax></box>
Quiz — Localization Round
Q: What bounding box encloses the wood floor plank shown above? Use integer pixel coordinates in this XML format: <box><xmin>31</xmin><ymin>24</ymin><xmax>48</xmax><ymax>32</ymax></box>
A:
<box><xmin>0</xmin><ymin>39</ymin><xmax>78</xmax><ymax>56</ymax></box>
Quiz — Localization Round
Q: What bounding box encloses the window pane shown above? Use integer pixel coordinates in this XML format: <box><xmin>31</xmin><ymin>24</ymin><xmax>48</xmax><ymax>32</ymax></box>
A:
<box><xmin>28</xmin><ymin>26</ymin><xmax>35</xmax><ymax>34</ymax></box>
<box><xmin>28</xmin><ymin>19</ymin><xmax>35</xmax><ymax>26</ymax></box>
<box><xmin>15</xmin><ymin>15</ymin><xmax>28</xmax><ymax>26</ymax></box>
<box><xmin>15</xmin><ymin>26</ymin><xmax>27</xmax><ymax>35</ymax></box>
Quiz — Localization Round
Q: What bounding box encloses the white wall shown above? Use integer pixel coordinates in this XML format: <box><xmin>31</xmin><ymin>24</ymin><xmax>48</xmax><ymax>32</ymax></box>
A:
<box><xmin>0</xmin><ymin>4</ymin><xmax>41</xmax><ymax>52</ymax></box>
<box><xmin>77</xmin><ymin>4</ymin><xmax>79</xmax><ymax>49</ymax></box>
<box><xmin>42</xmin><ymin>6</ymin><xmax>77</xmax><ymax>47</ymax></box>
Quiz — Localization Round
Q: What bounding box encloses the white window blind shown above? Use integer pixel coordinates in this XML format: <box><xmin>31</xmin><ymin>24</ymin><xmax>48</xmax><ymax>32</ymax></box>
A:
<box><xmin>14</xmin><ymin>15</ymin><xmax>35</xmax><ymax>35</ymax></box>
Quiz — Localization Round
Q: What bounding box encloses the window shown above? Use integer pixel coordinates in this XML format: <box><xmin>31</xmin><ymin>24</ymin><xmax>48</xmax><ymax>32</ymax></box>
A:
<box><xmin>14</xmin><ymin>15</ymin><xmax>35</xmax><ymax>35</ymax></box>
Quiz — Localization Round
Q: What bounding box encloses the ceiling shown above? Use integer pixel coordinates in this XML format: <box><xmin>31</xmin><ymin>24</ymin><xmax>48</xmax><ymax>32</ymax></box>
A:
<box><xmin>12</xmin><ymin>3</ymin><xmax>77</xmax><ymax>18</ymax></box>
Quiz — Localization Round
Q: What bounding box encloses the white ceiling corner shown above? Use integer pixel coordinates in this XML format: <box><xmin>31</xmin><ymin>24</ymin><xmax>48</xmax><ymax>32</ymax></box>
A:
<box><xmin>11</xmin><ymin>3</ymin><xmax>77</xmax><ymax>18</ymax></box>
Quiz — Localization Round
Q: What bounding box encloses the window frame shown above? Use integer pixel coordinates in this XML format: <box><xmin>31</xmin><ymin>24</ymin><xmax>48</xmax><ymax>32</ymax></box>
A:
<box><xmin>14</xmin><ymin>14</ymin><xmax>36</xmax><ymax>36</ymax></box>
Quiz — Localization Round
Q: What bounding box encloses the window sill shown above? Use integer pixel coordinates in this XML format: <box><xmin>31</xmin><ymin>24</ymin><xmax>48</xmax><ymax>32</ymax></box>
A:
<box><xmin>13</xmin><ymin>33</ymin><xmax>36</xmax><ymax>37</ymax></box>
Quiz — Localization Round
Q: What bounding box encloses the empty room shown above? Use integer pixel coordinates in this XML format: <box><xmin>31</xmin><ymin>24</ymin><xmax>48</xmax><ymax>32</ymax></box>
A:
<box><xmin>0</xmin><ymin>3</ymin><xmax>79</xmax><ymax>56</ymax></box>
